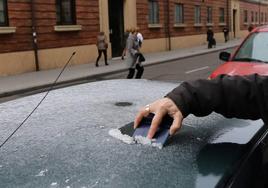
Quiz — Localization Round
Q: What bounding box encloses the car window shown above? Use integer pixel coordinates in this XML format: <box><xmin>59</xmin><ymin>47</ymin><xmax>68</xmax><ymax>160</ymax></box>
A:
<box><xmin>234</xmin><ymin>32</ymin><xmax>268</xmax><ymax>63</ymax></box>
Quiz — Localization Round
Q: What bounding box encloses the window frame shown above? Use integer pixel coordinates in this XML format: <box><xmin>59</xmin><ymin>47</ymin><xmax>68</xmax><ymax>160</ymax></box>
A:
<box><xmin>194</xmin><ymin>5</ymin><xmax>201</xmax><ymax>24</ymax></box>
<box><xmin>255</xmin><ymin>12</ymin><xmax>258</xmax><ymax>23</ymax></box>
<box><xmin>56</xmin><ymin>0</ymin><xmax>76</xmax><ymax>25</ymax></box>
<box><xmin>174</xmin><ymin>3</ymin><xmax>184</xmax><ymax>24</ymax></box>
<box><xmin>251</xmin><ymin>11</ymin><xmax>254</xmax><ymax>23</ymax></box>
<box><xmin>0</xmin><ymin>0</ymin><xmax>8</xmax><ymax>26</ymax></box>
<box><xmin>244</xmin><ymin>10</ymin><xmax>248</xmax><ymax>24</ymax></box>
<box><xmin>207</xmin><ymin>6</ymin><xmax>213</xmax><ymax>24</ymax></box>
<box><xmin>219</xmin><ymin>8</ymin><xmax>225</xmax><ymax>23</ymax></box>
<box><xmin>148</xmin><ymin>0</ymin><xmax>159</xmax><ymax>25</ymax></box>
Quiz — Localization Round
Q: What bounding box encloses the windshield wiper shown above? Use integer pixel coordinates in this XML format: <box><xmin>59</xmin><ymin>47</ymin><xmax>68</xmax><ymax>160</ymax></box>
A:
<box><xmin>233</xmin><ymin>57</ymin><xmax>268</xmax><ymax>63</ymax></box>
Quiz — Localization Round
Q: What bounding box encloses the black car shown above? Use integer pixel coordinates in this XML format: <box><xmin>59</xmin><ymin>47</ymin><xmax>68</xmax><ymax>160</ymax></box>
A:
<box><xmin>0</xmin><ymin>79</ymin><xmax>267</xmax><ymax>188</ymax></box>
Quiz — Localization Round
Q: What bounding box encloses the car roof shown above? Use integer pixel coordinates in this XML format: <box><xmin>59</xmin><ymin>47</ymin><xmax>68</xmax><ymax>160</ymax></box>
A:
<box><xmin>0</xmin><ymin>79</ymin><xmax>264</xmax><ymax>188</ymax></box>
<box><xmin>252</xmin><ymin>25</ymin><xmax>268</xmax><ymax>32</ymax></box>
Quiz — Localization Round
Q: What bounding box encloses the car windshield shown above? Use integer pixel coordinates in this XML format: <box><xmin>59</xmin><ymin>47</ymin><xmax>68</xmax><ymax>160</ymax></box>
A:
<box><xmin>233</xmin><ymin>32</ymin><xmax>268</xmax><ymax>63</ymax></box>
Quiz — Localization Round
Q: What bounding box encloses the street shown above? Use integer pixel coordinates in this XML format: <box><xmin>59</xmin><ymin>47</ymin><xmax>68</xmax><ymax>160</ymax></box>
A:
<box><xmin>0</xmin><ymin>48</ymin><xmax>235</xmax><ymax>103</ymax></box>
<box><xmin>100</xmin><ymin>48</ymin><xmax>234</xmax><ymax>81</ymax></box>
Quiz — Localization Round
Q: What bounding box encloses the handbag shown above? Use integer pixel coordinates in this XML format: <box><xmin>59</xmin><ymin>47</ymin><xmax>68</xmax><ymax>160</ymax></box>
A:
<box><xmin>105</xmin><ymin>43</ymin><xmax>108</xmax><ymax>49</ymax></box>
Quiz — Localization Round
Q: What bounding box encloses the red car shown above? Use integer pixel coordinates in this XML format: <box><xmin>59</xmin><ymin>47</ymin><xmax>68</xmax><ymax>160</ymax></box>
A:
<box><xmin>209</xmin><ymin>26</ymin><xmax>268</xmax><ymax>79</ymax></box>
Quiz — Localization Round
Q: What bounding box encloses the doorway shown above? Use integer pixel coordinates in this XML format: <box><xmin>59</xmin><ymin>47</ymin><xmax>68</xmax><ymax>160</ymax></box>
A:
<box><xmin>108</xmin><ymin>0</ymin><xmax>124</xmax><ymax>58</ymax></box>
<box><xmin>233</xmin><ymin>9</ymin><xmax>237</xmax><ymax>38</ymax></box>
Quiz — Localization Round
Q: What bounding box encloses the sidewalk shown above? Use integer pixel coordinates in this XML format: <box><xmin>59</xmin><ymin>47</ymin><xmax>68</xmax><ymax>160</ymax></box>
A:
<box><xmin>0</xmin><ymin>39</ymin><xmax>242</xmax><ymax>98</ymax></box>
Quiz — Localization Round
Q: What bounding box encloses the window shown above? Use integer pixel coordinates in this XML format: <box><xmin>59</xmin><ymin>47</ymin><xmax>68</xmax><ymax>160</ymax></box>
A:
<box><xmin>251</xmin><ymin>11</ymin><xmax>254</xmax><ymax>23</ymax></box>
<box><xmin>261</xmin><ymin>12</ymin><xmax>264</xmax><ymax>23</ymax></box>
<box><xmin>265</xmin><ymin>13</ymin><xmax>267</xmax><ymax>23</ymax></box>
<box><xmin>207</xmin><ymin>7</ymin><xmax>212</xmax><ymax>24</ymax></box>
<box><xmin>56</xmin><ymin>0</ymin><xmax>76</xmax><ymax>25</ymax></box>
<box><xmin>148</xmin><ymin>0</ymin><xmax>159</xmax><ymax>24</ymax></box>
<box><xmin>194</xmin><ymin>6</ymin><xmax>201</xmax><ymax>24</ymax></box>
<box><xmin>0</xmin><ymin>0</ymin><xmax>8</xmax><ymax>26</ymax></box>
<box><xmin>219</xmin><ymin>8</ymin><xmax>225</xmax><ymax>23</ymax></box>
<box><xmin>244</xmin><ymin>10</ymin><xmax>248</xmax><ymax>23</ymax></box>
<box><xmin>175</xmin><ymin>3</ymin><xmax>184</xmax><ymax>24</ymax></box>
<box><xmin>255</xmin><ymin>12</ymin><xmax>258</xmax><ymax>23</ymax></box>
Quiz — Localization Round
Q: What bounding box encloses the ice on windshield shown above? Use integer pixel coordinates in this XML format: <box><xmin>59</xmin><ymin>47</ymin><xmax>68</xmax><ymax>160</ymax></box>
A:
<box><xmin>252</xmin><ymin>33</ymin><xmax>268</xmax><ymax>61</ymax></box>
<box><xmin>235</xmin><ymin>32</ymin><xmax>268</xmax><ymax>62</ymax></box>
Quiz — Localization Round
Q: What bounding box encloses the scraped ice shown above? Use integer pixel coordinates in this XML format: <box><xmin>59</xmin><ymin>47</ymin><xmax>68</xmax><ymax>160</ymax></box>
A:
<box><xmin>134</xmin><ymin>135</ymin><xmax>163</xmax><ymax>149</ymax></box>
<box><xmin>51</xmin><ymin>182</ymin><xmax>57</xmax><ymax>186</ymax></box>
<box><xmin>108</xmin><ymin>129</ymin><xmax>135</xmax><ymax>144</ymax></box>
<box><xmin>108</xmin><ymin>129</ymin><xmax>163</xmax><ymax>149</ymax></box>
<box><xmin>35</xmin><ymin>169</ymin><xmax>48</xmax><ymax>177</ymax></box>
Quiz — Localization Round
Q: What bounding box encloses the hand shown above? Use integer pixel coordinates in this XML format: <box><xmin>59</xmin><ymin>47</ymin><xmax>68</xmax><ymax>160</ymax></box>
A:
<box><xmin>134</xmin><ymin>98</ymin><xmax>184</xmax><ymax>139</ymax></box>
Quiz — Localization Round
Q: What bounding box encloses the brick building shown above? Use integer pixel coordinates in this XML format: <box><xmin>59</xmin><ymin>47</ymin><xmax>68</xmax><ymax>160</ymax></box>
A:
<box><xmin>0</xmin><ymin>0</ymin><xmax>268</xmax><ymax>76</ymax></box>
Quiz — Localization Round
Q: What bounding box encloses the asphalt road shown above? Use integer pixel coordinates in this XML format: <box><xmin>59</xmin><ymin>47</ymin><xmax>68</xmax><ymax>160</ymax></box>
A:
<box><xmin>102</xmin><ymin>48</ymin><xmax>234</xmax><ymax>82</ymax></box>
<box><xmin>0</xmin><ymin>48</ymin><xmax>234</xmax><ymax>103</ymax></box>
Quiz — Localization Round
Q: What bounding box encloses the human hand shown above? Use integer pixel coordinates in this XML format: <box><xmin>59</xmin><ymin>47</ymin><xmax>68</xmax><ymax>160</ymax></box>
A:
<box><xmin>134</xmin><ymin>98</ymin><xmax>184</xmax><ymax>139</ymax></box>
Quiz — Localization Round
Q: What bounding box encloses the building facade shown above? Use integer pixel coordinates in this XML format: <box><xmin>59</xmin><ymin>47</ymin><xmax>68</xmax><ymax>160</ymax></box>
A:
<box><xmin>0</xmin><ymin>0</ymin><xmax>268</xmax><ymax>76</ymax></box>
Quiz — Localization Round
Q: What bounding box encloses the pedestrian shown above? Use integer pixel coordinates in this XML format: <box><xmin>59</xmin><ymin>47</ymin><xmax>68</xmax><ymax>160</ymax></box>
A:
<box><xmin>223</xmin><ymin>27</ymin><xmax>229</xmax><ymax>42</ymax></box>
<box><xmin>136</xmin><ymin>27</ymin><xmax>143</xmax><ymax>48</ymax></box>
<box><xmin>207</xmin><ymin>27</ymin><xmax>215</xmax><ymax>49</ymax></box>
<box><xmin>248</xmin><ymin>24</ymin><xmax>254</xmax><ymax>32</ymax></box>
<box><xmin>134</xmin><ymin>74</ymin><xmax>268</xmax><ymax>139</ymax></box>
<box><xmin>95</xmin><ymin>31</ymin><xmax>108</xmax><ymax>67</ymax></box>
<box><xmin>121</xmin><ymin>28</ymin><xmax>130</xmax><ymax>60</ymax></box>
<box><xmin>126</xmin><ymin>28</ymin><xmax>144</xmax><ymax>79</ymax></box>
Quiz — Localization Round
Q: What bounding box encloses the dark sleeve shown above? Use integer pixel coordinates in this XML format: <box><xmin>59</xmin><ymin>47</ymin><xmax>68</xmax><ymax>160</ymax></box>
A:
<box><xmin>166</xmin><ymin>74</ymin><xmax>268</xmax><ymax>123</ymax></box>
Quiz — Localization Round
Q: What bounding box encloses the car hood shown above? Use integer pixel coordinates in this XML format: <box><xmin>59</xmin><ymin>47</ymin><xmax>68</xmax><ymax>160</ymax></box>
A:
<box><xmin>0</xmin><ymin>79</ymin><xmax>264</xmax><ymax>188</ymax></box>
<box><xmin>210</xmin><ymin>61</ymin><xmax>268</xmax><ymax>78</ymax></box>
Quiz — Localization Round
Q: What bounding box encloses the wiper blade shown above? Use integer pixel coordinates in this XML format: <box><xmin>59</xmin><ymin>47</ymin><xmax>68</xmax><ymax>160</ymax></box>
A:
<box><xmin>233</xmin><ymin>57</ymin><xmax>267</xmax><ymax>63</ymax></box>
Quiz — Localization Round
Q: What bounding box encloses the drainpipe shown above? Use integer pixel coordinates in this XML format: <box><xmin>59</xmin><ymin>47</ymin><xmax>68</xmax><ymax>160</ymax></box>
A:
<box><xmin>227</xmin><ymin>0</ymin><xmax>230</xmax><ymax>29</ymax></box>
<box><xmin>31</xmin><ymin>0</ymin><xmax>40</xmax><ymax>71</ymax></box>
<box><xmin>259</xmin><ymin>0</ymin><xmax>261</xmax><ymax>25</ymax></box>
<box><xmin>165</xmin><ymin>0</ymin><xmax>171</xmax><ymax>51</ymax></box>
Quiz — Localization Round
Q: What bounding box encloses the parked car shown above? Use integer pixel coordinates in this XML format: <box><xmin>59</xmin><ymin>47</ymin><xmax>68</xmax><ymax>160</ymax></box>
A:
<box><xmin>209</xmin><ymin>26</ymin><xmax>268</xmax><ymax>79</ymax></box>
<box><xmin>0</xmin><ymin>79</ymin><xmax>267</xmax><ymax>188</ymax></box>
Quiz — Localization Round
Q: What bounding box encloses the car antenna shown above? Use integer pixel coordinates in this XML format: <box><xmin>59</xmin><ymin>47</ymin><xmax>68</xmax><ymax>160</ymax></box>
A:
<box><xmin>0</xmin><ymin>52</ymin><xmax>76</xmax><ymax>149</ymax></box>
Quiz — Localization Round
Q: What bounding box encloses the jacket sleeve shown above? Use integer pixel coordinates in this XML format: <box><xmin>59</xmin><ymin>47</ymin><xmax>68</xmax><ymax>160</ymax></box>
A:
<box><xmin>166</xmin><ymin>74</ymin><xmax>268</xmax><ymax>123</ymax></box>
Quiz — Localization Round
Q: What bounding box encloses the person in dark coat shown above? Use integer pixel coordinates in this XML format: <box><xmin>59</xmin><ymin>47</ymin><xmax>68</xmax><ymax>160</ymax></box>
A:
<box><xmin>207</xmin><ymin>27</ymin><xmax>215</xmax><ymax>49</ymax></box>
<box><xmin>125</xmin><ymin>28</ymin><xmax>144</xmax><ymax>79</ymax></box>
<box><xmin>248</xmin><ymin>24</ymin><xmax>254</xmax><ymax>32</ymax></box>
<box><xmin>134</xmin><ymin>74</ymin><xmax>268</xmax><ymax>139</ymax></box>
<box><xmin>223</xmin><ymin>27</ymin><xmax>229</xmax><ymax>42</ymax></box>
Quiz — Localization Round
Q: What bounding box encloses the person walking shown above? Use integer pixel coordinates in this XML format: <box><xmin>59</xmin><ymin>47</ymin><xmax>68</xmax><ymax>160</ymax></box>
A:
<box><xmin>121</xmin><ymin>28</ymin><xmax>130</xmax><ymax>60</ymax></box>
<box><xmin>126</xmin><ymin>28</ymin><xmax>144</xmax><ymax>79</ymax></box>
<box><xmin>207</xmin><ymin>27</ymin><xmax>215</xmax><ymax>49</ymax></box>
<box><xmin>223</xmin><ymin>27</ymin><xmax>229</xmax><ymax>42</ymax></box>
<box><xmin>95</xmin><ymin>32</ymin><xmax>108</xmax><ymax>67</ymax></box>
<box><xmin>248</xmin><ymin>24</ymin><xmax>254</xmax><ymax>32</ymax></box>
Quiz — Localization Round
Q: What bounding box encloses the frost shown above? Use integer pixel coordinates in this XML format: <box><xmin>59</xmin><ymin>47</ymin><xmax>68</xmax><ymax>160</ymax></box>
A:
<box><xmin>108</xmin><ymin>129</ymin><xmax>163</xmax><ymax>149</ymax></box>
<box><xmin>51</xmin><ymin>182</ymin><xmax>57</xmax><ymax>186</ymax></box>
<box><xmin>35</xmin><ymin>169</ymin><xmax>48</xmax><ymax>177</ymax></box>
<box><xmin>134</xmin><ymin>136</ymin><xmax>163</xmax><ymax>149</ymax></box>
<box><xmin>108</xmin><ymin>129</ymin><xmax>135</xmax><ymax>144</ymax></box>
